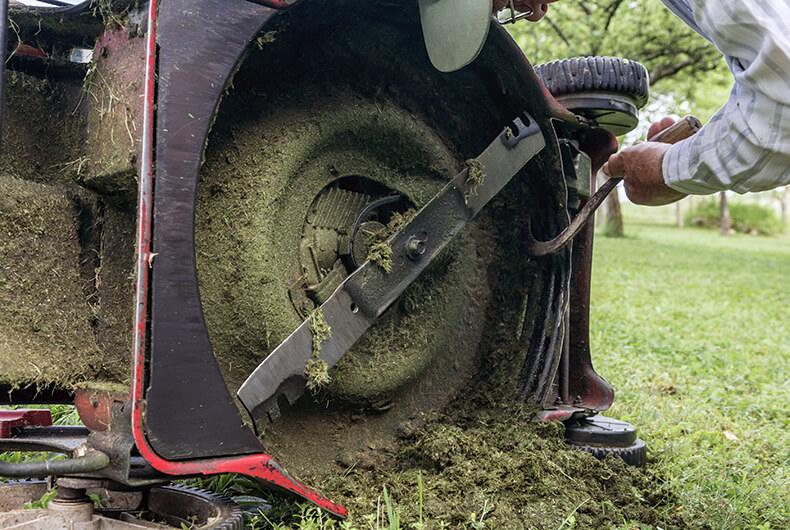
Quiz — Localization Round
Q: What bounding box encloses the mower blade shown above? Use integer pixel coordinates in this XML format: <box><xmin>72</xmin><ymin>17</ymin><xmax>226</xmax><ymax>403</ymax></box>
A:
<box><xmin>238</xmin><ymin>114</ymin><xmax>544</xmax><ymax>427</ymax></box>
<box><xmin>237</xmin><ymin>287</ymin><xmax>374</xmax><ymax>423</ymax></box>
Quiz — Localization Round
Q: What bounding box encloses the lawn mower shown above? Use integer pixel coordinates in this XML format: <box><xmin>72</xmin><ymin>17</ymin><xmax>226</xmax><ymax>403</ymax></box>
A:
<box><xmin>0</xmin><ymin>0</ymin><xmax>649</xmax><ymax>526</ymax></box>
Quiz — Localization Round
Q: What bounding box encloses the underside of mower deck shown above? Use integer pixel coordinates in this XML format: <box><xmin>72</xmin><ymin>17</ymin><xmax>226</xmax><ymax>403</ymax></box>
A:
<box><xmin>0</xmin><ymin>0</ymin><xmax>649</xmax><ymax>524</ymax></box>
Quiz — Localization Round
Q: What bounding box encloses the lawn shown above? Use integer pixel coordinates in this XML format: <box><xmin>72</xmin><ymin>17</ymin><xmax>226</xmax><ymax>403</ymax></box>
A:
<box><xmin>590</xmin><ymin>219</ymin><xmax>790</xmax><ymax>529</ymax></box>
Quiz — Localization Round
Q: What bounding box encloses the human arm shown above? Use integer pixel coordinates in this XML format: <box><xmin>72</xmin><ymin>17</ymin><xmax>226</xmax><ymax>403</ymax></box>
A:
<box><xmin>663</xmin><ymin>1</ymin><xmax>790</xmax><ymax>195</ymax></box>
<box><xmin>606</xmin><ymin>1</ymin><xmax>790</xmax><ymax>203</ymax></box>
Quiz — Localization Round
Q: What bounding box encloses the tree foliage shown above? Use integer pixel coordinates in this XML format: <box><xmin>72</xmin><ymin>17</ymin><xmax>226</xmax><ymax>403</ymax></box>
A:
<box><xmin>509</xmin><ymin>0</ymin><xmax>727</xmax><ymax>87</ymax></box>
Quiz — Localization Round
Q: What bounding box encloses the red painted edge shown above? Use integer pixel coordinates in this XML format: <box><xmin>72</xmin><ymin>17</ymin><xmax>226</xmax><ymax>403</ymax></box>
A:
<box><xmin>0</xmin><ymin>410</ymin><xmax>53</xmax><ymax>439</ymax></box>
<box><xmin>128</xmin><ymin>0</ymin><xmax>346</xmax><ymax>518</ymax></box>
<box><xmin>536</xmin><ymin>406</ymin><xmax>587</xmax><ymax>423</ymax></box>
<box><xmin>250</xmin><ymin>0</ymin><xmax>302</xmax><ymax>8</ymax></box>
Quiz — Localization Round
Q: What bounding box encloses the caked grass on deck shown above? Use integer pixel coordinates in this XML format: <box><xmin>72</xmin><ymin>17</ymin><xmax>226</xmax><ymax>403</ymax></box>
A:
<box><xmin>591</xmin><ymin>223</ymin><xmax>790</xmax><ymax>529</ymax></box>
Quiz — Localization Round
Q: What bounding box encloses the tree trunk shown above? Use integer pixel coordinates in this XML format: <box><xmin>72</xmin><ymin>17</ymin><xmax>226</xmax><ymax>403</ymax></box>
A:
<box><xmin>596</xmin><ymin>171</ymin><xmax>607</xmax><ymax>228</ymax></box>
<box><xmin>781</xmin><ymin>187</ymin><xmax>788</xmax><ymax>229</ymax></box>
<box><xmin>676</xmin><ymin>200</ymin><xmax>684</xmax><ymax>228</ymax></box>
<box><xmin>604</xmin><ymin>186</ymin><xmax>624</xmax><ymax>237</ymax></box>
<box><xmin>719</xmin><ymin>191</ymin><xmax>730</xmax><ymax>236</ymax></box>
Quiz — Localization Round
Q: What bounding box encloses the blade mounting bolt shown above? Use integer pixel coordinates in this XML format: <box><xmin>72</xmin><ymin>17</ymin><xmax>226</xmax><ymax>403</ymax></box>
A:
<box><xmin>406</xmin><ymin>236</ymin><xmax>426</xmax><ymax>260</ymax></box>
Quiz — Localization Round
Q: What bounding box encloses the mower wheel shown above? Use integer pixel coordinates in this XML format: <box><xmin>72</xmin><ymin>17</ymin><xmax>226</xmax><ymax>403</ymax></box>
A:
<box><xmin>534</xmin><ymin>56</ymin><xmax>650</xmax><ymax>136</ymax></box>
<box><xmin>564</xmin><ymin>415</ymin><xmax>647</xmax><ymax>467</ymax></box>
<box><xmin>571</xmin><ymin>438</ymin><xmax>648</xmax><ymax>467</ymax></box>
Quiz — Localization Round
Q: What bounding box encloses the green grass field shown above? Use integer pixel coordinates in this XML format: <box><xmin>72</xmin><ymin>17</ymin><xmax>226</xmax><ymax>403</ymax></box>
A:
<box><xmin>590</xmin><ymin>218</ymin><xmax>790</xmax><ymax>529</ymax></box>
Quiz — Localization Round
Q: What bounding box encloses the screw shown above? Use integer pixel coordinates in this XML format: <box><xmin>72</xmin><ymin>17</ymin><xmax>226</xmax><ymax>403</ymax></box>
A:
<box><xmin>406</xmin><ymin>236</ymin><xmax>426</xmax><ymax>260</ymax></box>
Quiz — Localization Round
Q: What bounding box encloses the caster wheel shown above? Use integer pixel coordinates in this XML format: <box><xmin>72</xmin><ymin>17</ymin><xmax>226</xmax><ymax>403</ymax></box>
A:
<box><xmin>535</xmin><ymin>56</ymin><xmax>650</xmax><ymax>136</ymax></box>
<box><xmin>564</xmin><ymin>415</ymin><xmax>647</xmax><ymax>467</ymax></box>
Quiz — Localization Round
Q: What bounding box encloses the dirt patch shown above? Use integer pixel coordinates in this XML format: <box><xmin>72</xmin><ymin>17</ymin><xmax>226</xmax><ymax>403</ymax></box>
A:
<box><xmin>313</xmin><ymin>404</ymin><xmax>686</xmax><ymax>529</ymax></box>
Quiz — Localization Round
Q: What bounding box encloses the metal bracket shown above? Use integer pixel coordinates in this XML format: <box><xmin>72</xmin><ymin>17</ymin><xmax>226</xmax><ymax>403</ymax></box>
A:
<box><xmin>130</xmin><ymin>0</ymin><xmax>347</xmax><ymax>517</ymax></box>
<box><xmin>496</xmin><ymin>1</ymin><xmax>533</xmax><ymax>24</ymax></box>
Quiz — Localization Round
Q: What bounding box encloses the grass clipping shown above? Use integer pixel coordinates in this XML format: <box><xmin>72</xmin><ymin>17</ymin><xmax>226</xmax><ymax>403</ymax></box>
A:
<box><xmin>310</xmin><ymin>404</ymin><xmax>687</xmax><ymax>529</ymax></box>
<box><xmin>366</xmin><ymin>210</ymin><xmax>416</xmax><ymax>273</ymax></box>
<box><xmin>0</xmin><ymin>177</ymin><xmax>109</xmax><ymax>387</ymax></box>
<box><xmin>463</xmin><ymin>158</ymin><xmax>485</xmax><ymax>204</ymax></box>
<box><xmin>305</xmin><ymin>308</ymin><xmax>331</xmax><ymax>392</ymax></box>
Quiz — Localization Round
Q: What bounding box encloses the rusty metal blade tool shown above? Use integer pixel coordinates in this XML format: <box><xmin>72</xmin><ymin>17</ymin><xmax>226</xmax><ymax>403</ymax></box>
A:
<box><xmin>525</xmin><ymin>115</ymin><xmax>701</xmax><ymax>256</ymax></box>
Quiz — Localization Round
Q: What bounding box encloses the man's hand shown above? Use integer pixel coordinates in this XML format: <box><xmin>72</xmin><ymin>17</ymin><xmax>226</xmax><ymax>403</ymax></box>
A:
<box><xmin>492</xmin><ymin>0</ymin><xmax>558</xmax><ymax>22</ymax></box>
<box><xmin>602</xmin><ymin>117</ymin><xmax>688</xmax><ymax>206</ymax></box>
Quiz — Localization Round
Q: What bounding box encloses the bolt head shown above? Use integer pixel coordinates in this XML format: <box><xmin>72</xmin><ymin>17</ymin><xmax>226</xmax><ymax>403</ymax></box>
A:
<box><xmin>406</xmin><ymin>236</ymin><xmax>426</xmax><ymax>260</ymax></box>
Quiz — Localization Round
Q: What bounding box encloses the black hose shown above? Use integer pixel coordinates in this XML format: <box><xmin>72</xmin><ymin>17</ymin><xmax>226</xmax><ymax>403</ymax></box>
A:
<box><xmin>0</xmin><ymin>451</ymin><xmax>109</xmax><ymax>478</ymax></box>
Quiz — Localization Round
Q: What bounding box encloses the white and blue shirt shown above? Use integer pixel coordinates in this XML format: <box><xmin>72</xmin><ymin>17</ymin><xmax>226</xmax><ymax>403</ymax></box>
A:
<box><xmin>658</xmin><ymin>0</ymin><xmax>790</xmax><ymax>194</ymax></box>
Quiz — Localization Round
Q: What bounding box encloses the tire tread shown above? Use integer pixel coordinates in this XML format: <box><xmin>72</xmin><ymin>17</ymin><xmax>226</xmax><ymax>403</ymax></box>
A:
<box><xmin>534</xmin><ymin>56</ymin><xmax>650</xmax><ymax>108</ymax></box>
<box><xmin>568</xmin><ymin>438</ymin><xmax>648</xmax><ymax>468</ymax></box>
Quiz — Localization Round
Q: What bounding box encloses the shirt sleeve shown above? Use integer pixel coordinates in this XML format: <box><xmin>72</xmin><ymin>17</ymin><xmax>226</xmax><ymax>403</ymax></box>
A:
<box><xmin>661</xmin><ymin>0</ymin><xmax>790</xmax><ymax>195</ymax></box>
<box><xmin>658</xmin><ymin>0</ymin><xmax>711</xmax><ymax>43</ymax></box>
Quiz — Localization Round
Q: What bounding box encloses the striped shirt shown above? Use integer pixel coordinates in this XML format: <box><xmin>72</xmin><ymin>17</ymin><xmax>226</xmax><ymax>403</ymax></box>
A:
<box><xmin>658</xmin><ymin>0</ymin><xmax>790</xmax><ymax>194</ymax></box>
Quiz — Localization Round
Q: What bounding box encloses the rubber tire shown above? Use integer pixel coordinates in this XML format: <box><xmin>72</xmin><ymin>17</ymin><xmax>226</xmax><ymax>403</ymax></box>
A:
<box><xmin>148</xmin><ymin>485</ymin><xmax>244</xmax><ymax>530</ymax></box>
<box><xmin>534</xmin><ymin>56</ymin><xmax>650</xmax><ymax>108</ymax></box>
<box><xmin>568</xmin><ymin>438</ymin><xmax>647</xmax><ymax>468</ymax></box>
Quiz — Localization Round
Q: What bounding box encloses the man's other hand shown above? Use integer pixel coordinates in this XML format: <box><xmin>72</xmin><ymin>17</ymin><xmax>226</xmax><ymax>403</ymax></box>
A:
<box><xmin>492</xmin><ymin>1</ymin><xmax>558</xmax><ymax>22</ymax></box>
<box><xmin>602</xmin><ymin>117</ymin><xmax>688</xmax><ymax>206</ymax></box>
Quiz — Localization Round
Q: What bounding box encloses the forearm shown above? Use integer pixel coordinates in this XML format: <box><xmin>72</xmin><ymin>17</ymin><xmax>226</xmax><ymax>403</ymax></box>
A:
<box><xmin>663</xmin><ymin>85</ymin><xmax>790</xmax><ymax>195</ymax></box>
<box><xmin>661</xmin><ymin>0</ymin><xmax>790</xmax><ymax>194</ymax></box>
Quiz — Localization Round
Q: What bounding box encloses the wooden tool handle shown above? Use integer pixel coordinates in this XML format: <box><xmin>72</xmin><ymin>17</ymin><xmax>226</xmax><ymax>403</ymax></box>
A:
<box><xmin>647</xmin><ymin>115</ymin><xmax>701</xmax><ymax>144</ymax></box>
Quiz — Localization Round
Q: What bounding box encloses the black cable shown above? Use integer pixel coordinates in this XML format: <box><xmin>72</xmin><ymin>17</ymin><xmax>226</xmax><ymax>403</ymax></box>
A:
<box><xmin>537</xmin><ymin>250</ymin><xmax>570</xmax><ymax>399</ymax></box>
<box><xmin>516</xmin><ymin>261</ymin><xmax>555</xmax><ymax>402</ymax></box>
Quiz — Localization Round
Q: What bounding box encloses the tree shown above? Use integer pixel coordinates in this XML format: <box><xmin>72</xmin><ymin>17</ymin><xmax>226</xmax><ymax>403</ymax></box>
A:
<box><xmin>719</xmin><ymin>191</ymin><xmax>730</xmax><ymax>235</ymax></box>
<box><xmin>513</xmin><ymin>1</ymin><xmax>724</xmax><ymax>82</ymax></box>
<box><xmin>773</xmin><ymin>187</ymin><xmax>788</xmax><ymax>229</ymax></box>
<box><xmin>507</xmin><ymin>0</ymin><xmax>730</xmax><ymax>233</ymax></box>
